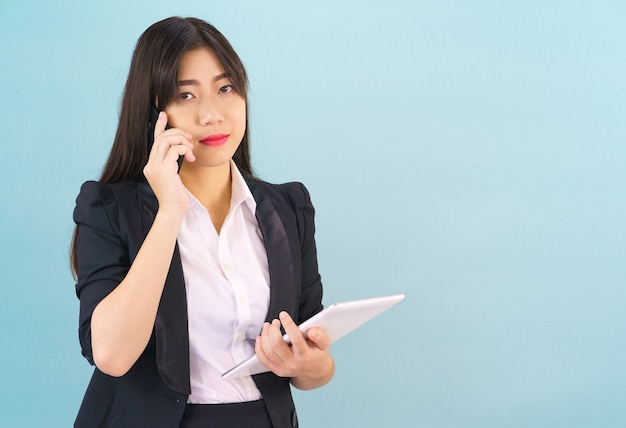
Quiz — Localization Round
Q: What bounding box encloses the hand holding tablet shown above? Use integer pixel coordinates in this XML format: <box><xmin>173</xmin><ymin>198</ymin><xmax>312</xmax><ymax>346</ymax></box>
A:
<box><xmin>222</xmin><ymin>294</ymin><xmax>405</xmax><ymax>379</ymax></box>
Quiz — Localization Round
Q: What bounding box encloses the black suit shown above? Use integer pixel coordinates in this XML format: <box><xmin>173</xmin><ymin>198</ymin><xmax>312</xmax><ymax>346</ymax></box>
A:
<box><xmin>73</xmin><ymin>177</ymin><xmax>323</xmax><ymax>428</ymax></box>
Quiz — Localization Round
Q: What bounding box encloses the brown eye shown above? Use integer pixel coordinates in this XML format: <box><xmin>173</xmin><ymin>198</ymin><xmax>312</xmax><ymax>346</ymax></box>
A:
<box><xmin>179</xmin><ymin>92</ymin><xmax>194</xmax><ymax>100</ymax></box>
<box><xmin>219</xmin><ymin>85</ymin><xmax>233</xmax><ymax>94</ymax></box>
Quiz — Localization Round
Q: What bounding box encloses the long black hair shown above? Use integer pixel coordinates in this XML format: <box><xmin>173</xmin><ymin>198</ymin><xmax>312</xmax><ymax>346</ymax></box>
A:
<box><xmin>71</xmin><ymin>17</ymin><xmax>252</xmax><ymax>276</ymax></box>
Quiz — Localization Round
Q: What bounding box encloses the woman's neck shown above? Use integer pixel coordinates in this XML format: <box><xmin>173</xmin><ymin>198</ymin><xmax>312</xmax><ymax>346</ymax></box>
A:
<box><xmin>179</xmin><ymin>161</ymin><xmax>232</xmax><ymax>233</ymax></box>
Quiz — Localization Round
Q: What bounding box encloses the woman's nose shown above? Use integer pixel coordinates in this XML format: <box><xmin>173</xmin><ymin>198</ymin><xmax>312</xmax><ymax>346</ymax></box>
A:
<box><xmin>199</xmin><ymin>97</ymin><xmax>224</xmax><ymax>125</ymax></box>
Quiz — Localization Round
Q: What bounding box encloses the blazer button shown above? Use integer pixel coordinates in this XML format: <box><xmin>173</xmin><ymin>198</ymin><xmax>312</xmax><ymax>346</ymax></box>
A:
<box><xmin>291</xmin><ymin>409</ymin><xmax>298</xmax><ymax>427</ymax></box>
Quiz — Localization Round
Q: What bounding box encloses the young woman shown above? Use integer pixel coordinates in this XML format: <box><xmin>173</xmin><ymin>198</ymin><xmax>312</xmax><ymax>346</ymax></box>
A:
<box><xmin>71</xmin><ymin>16</ymin><xmax>334</xmax><ymax>428</ymax></box>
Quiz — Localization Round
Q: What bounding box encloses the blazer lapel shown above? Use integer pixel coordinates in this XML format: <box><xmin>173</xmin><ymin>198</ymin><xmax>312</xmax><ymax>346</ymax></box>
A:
<box><xmin>137</xmin><ymin>182</ymin><xmax>191</xmax><ymax>395</ymax></box>
<box><xmin>246</xmin><ymin>178</ymin><xmax>299</xmax><ymax>322</ymax></box>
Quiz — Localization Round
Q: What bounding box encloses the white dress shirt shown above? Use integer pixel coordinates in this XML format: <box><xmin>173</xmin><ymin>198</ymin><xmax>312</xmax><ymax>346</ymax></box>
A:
<box><xmin>177</xmin><ymin>161</ymin><xmax>270</xmax><ymax>404</ymax></box>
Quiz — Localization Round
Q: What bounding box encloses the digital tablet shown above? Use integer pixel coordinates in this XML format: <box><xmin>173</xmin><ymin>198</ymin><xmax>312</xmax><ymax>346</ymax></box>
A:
<box><xmin>222</xmin><ymin>293</ymin><xmax>405</xmax><ymax>379</ymax></box>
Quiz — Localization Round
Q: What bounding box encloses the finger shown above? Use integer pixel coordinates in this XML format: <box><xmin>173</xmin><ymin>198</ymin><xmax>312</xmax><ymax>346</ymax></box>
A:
<box><xmin>269</xmin><ymin>319</ymin><xmax>299</xmax><ymax>367</ymax></box>
<box><xmin>255</xmin><ymin>334</ymin><xmax>281</xmax><ymax>374</ymax></box>
<box><xmin>304</xmin><ymin>327</ymin><xmax>331</xmax><ymax>351</ymax></box>
<box><xmin>262</xmin><ymin>319</ymin><xmax>304</xmax><ymax>377</ymax></box>
<box><xmin>266</xmin><ymin>319</ymin><xmax>290</xmax><ymax>354</ymax></box>
<box><xmin>157</xmin><ymin>130</ymin><xmax>193</xmax><ymax>148</ymax></box>
<box><xmin>172</xmin><ymin>139</ymin><xmax>195</xmax><ymax>163</ymax></box>
<box><xmin>279</xmin><ymin>312</ymin><xmax>308</xmax><ymax>355</ymax></box>
<box><xmin>165</xmin><ymin>144</ymin><xmax>192</xmax><ymax>165</ymax></box>
<box><xmin>183</xmin><ymin>149</ymin><xmax>196</xmax><ymax>163</ymax></box>
<box><xmin>150</xmin><ymin>130</ymin><xmax>194</xmax><ymax>160</ymax></box>
<box><xmin>258</xmin><ymin>322</ymin><xmax>286</xmax><ymax>367</ymax></box>
<box><xmin>154</xmin><ymin>111</ymin><xmax>168</xmax><ymax>138</ymax></box>
<box><xmin>258</xmin><ymin>322</ymin><xmax>276</xmax><ymax>357</ymax></box>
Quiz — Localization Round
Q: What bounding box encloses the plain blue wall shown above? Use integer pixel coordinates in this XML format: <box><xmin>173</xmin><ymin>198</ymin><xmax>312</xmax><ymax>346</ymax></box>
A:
<box><xmin>1</xmin><ymin>0</ymin><xmax>625</xmax><ymax>426</ymax></box>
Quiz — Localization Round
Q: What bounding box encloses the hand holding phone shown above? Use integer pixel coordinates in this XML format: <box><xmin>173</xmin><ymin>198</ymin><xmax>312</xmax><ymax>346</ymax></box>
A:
<box><xmin>147</xmin><ymin>105</ymin><xmax>185</xmax><ymax>171</ymax></box>
<box><xmin>143</xmin><ymin>107</ymin><xmax>194</xmax><ymax>213</ymax></box>
<box><xmin>148</xmin><ymin>104</ymin><xmax>185</xmax><ymax>172</ymax></box>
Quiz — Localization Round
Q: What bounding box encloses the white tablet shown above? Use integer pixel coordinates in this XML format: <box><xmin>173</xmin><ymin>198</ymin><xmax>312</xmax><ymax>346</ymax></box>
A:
<box><xmin>221</xmin><ymin>293</ymin><xmax>405</xmax><ymax>379</ymax></box>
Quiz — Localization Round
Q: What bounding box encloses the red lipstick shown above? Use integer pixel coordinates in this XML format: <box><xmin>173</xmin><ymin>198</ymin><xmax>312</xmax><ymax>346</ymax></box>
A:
<box><xmin>199</xmin><ymin>134</ymin><xmax>229</xmax><ymax>147</ymax></box>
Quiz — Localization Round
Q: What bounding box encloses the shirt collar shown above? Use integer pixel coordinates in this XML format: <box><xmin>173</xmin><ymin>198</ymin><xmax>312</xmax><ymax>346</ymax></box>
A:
<box><xmin>184</xmin><ymin>160</ymin><xmax>256</xmax><ymax>216</ymax></box>
<box><xmin>229</xmin><ymin>159</ymin><xmax>256</xmax><ymax>215</ymax></box>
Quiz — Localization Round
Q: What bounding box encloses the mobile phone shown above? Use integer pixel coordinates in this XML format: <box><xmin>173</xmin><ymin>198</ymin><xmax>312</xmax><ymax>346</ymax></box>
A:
<box><xmin>147</xmin><ymin>105</ymin><xmax>183</xmax><ymax>171</ymax></box>
<box><xmin>147</xmin><ymin>104</ymin><xmax>161</xmax><ymax>151</ymax></box>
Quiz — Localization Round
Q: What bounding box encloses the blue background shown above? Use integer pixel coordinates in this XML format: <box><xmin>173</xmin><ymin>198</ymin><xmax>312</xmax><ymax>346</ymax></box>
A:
<box><xmin>1</xmin><ymin>0</ymin><xmax>625</xmax><ymax>426</ymax></box>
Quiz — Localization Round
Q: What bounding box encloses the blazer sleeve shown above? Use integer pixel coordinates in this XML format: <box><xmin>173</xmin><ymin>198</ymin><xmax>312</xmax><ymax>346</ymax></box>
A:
<box><xmin>283</xmin><ymin>182</ymin><xmax>324</xmax><ymax>324</ymax></box>
<box><xmin>73</xmin><ymin>181</ymin><xmax>130</xmax><ymax>365</ymax></box>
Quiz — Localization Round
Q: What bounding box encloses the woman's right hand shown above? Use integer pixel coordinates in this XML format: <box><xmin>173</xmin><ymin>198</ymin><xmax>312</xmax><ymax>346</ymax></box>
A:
<box><xmin>142</xmin><ymin>111</ymin><xmax>196</xmax><ymax>213</ymax></box>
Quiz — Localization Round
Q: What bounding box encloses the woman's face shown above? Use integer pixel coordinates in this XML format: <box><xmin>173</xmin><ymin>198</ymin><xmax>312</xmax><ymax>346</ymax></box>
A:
<box><xmin>164</xmin><ymin>47</ymin><xmax>246</xmax><ymax>170</ymax></box>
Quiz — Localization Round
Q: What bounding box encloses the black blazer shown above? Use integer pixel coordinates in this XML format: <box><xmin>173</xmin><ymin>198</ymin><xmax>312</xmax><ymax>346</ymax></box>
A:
<box><xmin>73</xmin><ymin>177</ymin><xmax>323</xmax><ymax>428</ymax></box>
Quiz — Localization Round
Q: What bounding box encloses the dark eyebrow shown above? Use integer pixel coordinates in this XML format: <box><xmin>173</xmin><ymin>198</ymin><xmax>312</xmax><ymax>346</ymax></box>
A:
<box><xmin>178</xmin><ymin>73</ymin><xmax>230</xmax><ymax>87</ymax></box>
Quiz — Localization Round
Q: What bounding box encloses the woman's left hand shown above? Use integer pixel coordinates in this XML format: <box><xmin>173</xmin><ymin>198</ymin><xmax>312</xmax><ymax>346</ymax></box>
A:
<box><xmin>255</xmin><ymin>311</ymin><xmax>335</xmax><ymax>390</ymax></box>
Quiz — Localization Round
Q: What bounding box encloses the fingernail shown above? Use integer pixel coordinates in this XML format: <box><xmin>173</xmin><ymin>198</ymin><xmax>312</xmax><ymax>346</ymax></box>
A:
<box><xmin>279</xmin><ymin>311</ymin><xmax>288</xmax><ymax>319</ymax></box>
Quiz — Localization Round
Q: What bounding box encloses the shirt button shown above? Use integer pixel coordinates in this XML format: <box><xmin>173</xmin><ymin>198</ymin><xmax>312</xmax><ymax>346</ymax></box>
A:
<box><xmin>236</xmin><ymin>332</ymin><xmax>244</xmax><ymax>341</ymax></box>
<box><xmin>238</xmin><ymin>295</ymin><xmax>247</xmax><ymax>304</ymax></box>
<box><xmin>223</xmin><ymin>263</ymin><xmax>234</xmax><ymax>272</ymax></box>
